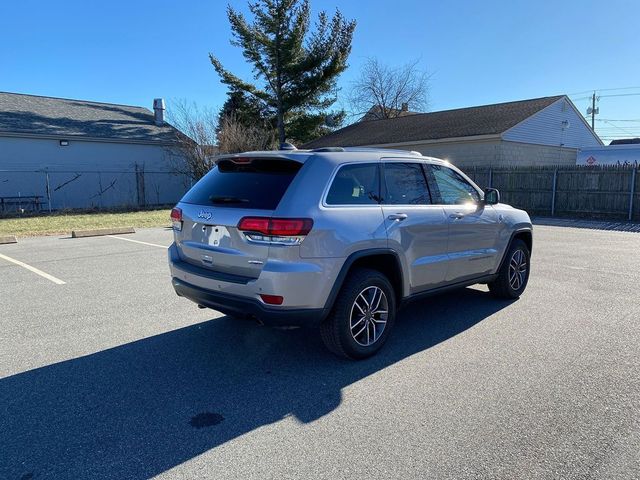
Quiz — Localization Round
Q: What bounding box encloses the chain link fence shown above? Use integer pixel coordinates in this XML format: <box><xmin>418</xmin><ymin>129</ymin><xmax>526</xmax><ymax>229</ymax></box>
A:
<box><xmin>0</xmin><ymin>168</ymin><xmax>193</xmax><ymax>214</ymax></box>
<box><xmin>3</xmin><ymin>164</ymin><xmax>639</xmax><ymax>221</ymax></box>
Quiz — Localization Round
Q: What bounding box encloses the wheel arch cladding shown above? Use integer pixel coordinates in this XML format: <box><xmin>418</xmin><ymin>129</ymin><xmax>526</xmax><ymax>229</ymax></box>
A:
<box><xmin>514</xmin><ymin>230</ymin><xmax>532</xmax><ymax>254</ymax></box>
<box><xmin>325</xmin><ymin>250</ymin><xmax>405</xmax><ymax>313</ymax></box>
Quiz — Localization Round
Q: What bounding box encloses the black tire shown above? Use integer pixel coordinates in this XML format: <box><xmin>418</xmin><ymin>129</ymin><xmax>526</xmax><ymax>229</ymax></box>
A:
<box><xmin>320</xmin><ymin>268</ymin><xmax>396</xmax><ymax>360</ymax></box>
<box><xmin>488</xmin><ymin>238</ymin><xmax>530</xmax><ymax>299</ymax></box>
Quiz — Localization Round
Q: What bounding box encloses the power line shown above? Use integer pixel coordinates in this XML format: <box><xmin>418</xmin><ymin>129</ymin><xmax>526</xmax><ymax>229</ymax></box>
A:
<box><xmin>568</xmin><ymin>95</ymin><xmax>593</xmax><ymax>101</ymax></box>
<box><xmin>598</xmin><ymin>93</ymin><xmax>640</xmax><ymax>98</ymax></box>
<box><xmin>600</xmin><ymin>119</ymin><xmax>639</xmax><ymax>136</ymax></box>
<box><xmin>598</xmin><ymin>130</ymin><xmax>640</xmax><ymax>132</ymax></box>
<box><xmin>568</xmin><ymin>86</ymin><xmax>640</xmax><ymax>95</ymax></box>
<box><xmin>597</xmin><ymin>128</ymin><xmax>640</xmax><ymax>133</ymax></box>
<box><xmin>600</xmin><ymin>137</ymin><xmax>640</xmax><ymax>140</ymax></box>
<box><xmin>596</xmin><ymin>119</ymin><xmax>640</xmax><ymax>122</ymax></box>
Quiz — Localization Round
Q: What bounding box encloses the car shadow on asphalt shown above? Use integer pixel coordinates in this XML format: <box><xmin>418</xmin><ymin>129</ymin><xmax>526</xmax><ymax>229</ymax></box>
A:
<box><xmin>1</xmin><ymin>287</ymin><xmax>515</xmax><ymax>479</ymax></box>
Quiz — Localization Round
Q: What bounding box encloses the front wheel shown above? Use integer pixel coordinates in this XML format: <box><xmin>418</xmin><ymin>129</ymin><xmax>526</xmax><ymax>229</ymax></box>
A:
<box><xmin>488</xmin><ymin>239</ymin><xmax>530</xmax><ymax>299</ymax></box>
<box><xmin>320</xmin><ymin>268</ymin><xmax>396</xmax><ymax>359</ymax></box>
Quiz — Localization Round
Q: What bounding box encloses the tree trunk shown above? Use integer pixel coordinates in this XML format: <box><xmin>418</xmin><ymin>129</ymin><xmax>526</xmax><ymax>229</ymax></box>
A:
<box><xmin>275</xmin><ymin>17</ymin><xmax>285</xmax><ymax>146</ymax></box>
<box><xmin>277</xmin><ymin>104</ymin><xmax>285</xmax><ymax>145</ymax></box>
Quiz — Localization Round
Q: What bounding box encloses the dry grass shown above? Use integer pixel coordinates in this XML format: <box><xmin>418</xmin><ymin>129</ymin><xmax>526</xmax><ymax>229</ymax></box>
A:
<box><xmin>0</xmin><ymin>209</ymin><xmax>171</xmax><ymax>237</ymax></box>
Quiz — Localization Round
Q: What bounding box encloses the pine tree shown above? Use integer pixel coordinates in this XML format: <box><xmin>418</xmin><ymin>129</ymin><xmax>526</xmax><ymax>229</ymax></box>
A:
<box><xmin>217</xmin><ymin>90</ymin><xmax>274</xmax><ymax>136</ymax></box>
<box><xmin>209</xmin><ymin>0</ymin><xmax>356</xmax><ymax>145</ymax></box>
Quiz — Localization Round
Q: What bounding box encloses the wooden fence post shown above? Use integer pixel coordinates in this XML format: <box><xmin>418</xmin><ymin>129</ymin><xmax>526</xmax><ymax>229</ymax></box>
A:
<box><xmin>629</xmin><ymin>168</ymin><xmax>637</xmax><ymax>221</ymax></box>
<box><xmin>488</xmin><ymin>168</ymin><xmax>493</xmax><ymax>188</ymax></box>
<box><xmin>551</xmin><ymin>168</ymin><xmax>558</xmax><ymax>217</ymax></box>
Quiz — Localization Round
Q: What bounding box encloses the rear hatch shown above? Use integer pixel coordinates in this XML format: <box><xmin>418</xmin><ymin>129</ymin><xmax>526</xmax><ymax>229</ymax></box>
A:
<box><xmin>174</xmin><ymin>156</ymin><xmax>303</xmax><ymax>280</ymax></box>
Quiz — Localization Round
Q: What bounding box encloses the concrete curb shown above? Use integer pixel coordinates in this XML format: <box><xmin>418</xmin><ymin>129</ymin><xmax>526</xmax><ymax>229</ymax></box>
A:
<box><xmin>0</xmin><ymin>235</ymin><xmax>18</xmax><ymax>244</ymax></box>
<box><xmin>71</xmin><ymin>227</ymin><xmax>136</xmax><ymax>238</ymax></box>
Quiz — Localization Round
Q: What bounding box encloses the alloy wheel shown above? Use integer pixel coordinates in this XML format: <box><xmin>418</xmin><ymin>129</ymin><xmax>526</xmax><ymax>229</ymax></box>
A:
<box><xmin>508</xmin><ymin>249</ymin><xmax>528</xmax><ymax>290</ymax></box>
<box><xmin>349</xmin><ymin>286</ymin><xmax>389</xmax><ymax>347</ymax></box>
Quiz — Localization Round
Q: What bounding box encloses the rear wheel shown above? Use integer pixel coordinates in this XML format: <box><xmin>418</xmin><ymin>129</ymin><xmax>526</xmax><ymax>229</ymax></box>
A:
<box><xmin>320</xmin><ymin>268</ymin><xmax>396</xmax><ymax>359</ymax></box>
<box><xmin>488</xmin><ymin>238</ymin><xmax>530</xmax><ymax>299</ymax></box>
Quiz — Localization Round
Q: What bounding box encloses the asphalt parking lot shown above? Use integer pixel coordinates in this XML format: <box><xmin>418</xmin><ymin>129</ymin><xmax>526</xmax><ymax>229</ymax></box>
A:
<box><xmin>1</xmin><ymin>225</ymin><xmax>639</xmax><ymax>479</ymax></box>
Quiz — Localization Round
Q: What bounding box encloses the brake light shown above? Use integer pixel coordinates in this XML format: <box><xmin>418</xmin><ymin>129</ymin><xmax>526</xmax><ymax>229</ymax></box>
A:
<box><xmin>270</xmin><ymin>218</ymin><xmax>313</xmax><ymax>236</ymax></box>
<box><xmin>238</xmin><ymin>217</ymin><xmax>313</xmax><ymax>244</ymax></box>
<box><xmin>170</xmin><ymin>207</ymin><xmax>182</xmax><ymax>231</ymax></box>
<box><xmin>238</xmin><ymin>217</ymin><xmax>270</xmax><ymax>234</ymax></box>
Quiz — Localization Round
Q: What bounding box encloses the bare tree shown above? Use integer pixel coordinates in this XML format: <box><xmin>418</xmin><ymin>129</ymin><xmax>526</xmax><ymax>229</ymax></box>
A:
<box><xmin>166</xmin><ymin>98</ymin><xmax>276</xmax><ymax>181</ymax></box>
<box><xmin>165</xmin><ymin>99</ymin><xmax>219</xmax><ymax>181</ymax></box>
<box><xmin>217</xmin><ymin>113</ymin><xmax>275</xmax><ymax>154</ymax></box>
<box><xmin>348</xmin><ymin>58</ymin><xmax>430</xmax><ymax>121</ymax></box>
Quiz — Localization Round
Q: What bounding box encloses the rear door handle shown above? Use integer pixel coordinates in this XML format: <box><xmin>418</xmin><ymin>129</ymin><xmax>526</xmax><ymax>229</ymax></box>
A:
<box><xmin>449</xmin><ymin>212</ymin><xmax>465</xmax><ymax>219</ymax></box>
<box><xmin>387</xmin><ymin>213</ymin><xmax>408</xmax><ymax>221</ymax></box>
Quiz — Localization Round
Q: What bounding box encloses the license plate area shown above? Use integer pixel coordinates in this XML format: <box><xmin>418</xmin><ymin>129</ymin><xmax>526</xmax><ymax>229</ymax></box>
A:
<box><xmin>200</xmin><ymin>224</ymin><xmax>229</xmax><ymax>247</ymax></box>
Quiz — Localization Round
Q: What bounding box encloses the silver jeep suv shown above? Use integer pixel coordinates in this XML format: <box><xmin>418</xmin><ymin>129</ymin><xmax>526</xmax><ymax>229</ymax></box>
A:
<box><xmin>169</xmin><ymin>147</ymin><xmax>532</xmax><ymax>359</ymax></box>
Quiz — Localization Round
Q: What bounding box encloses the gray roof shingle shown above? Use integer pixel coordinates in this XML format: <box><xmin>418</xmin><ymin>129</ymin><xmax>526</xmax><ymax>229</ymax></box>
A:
<box><xmin>304</xmin><ymin>95</ymin><xmax>565</xmax><ymax>148</ymax></box>
<box><xmin>0</xmin><ymin>91</ymin><xmax>179</xmax><ymax>143</ymax></box>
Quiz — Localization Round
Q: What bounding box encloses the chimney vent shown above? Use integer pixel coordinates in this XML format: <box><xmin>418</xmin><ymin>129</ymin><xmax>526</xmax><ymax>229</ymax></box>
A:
<box><xmin>401</xmin><ymin>102</ymin><xmax>409</xmax><ymax>112</ymax></box>
<box><xmin>153</xmin><ymin>98</ymin><xmax>165</xmax><ymax>125</ymax></box>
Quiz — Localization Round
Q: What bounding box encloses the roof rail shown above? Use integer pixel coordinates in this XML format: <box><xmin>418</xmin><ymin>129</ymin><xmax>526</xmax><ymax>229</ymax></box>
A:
<box><xmin>339</xmin><ymin>147</ymin><xmax>423</xmax><ymax>156</ymax></box>
<box><xmin>311</xmin><ymin>147</ymin><xmax>345</xmax><ymax>152</ymax></box>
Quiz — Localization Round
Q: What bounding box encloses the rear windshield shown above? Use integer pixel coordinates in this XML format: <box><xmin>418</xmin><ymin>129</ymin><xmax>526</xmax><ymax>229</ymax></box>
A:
<box><xmin>181</xmin><ymin>158</ymin><xmax>302</xmax><ymax>210</ymax></box>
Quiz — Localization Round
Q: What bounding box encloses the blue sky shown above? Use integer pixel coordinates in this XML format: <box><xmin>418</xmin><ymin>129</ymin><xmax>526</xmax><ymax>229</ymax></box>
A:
<box><xmin>1</xmin><ymin>0</ymin><xmax>639</xmax><ymax>142</ymax></box>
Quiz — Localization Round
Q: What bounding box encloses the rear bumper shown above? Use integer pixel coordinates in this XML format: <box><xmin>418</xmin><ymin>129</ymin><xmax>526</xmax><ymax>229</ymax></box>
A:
<box><xmin>168</xmin><ymin>242</ymin><xmax>338</xmax><ymax>326</ymax></box>
<box><xmin>171</xmin><ymin>277</ymin><xmax>326</xmax><ymax>327</ymax></box>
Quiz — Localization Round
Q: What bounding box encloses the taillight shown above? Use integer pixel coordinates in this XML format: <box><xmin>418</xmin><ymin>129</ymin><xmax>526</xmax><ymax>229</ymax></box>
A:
<box><xmin>170</xmin><ymin>207</ymin><xmax>182</xmax><ymax>231</ymax></box>
<box><xmin>238</xmin><ymin>217</ymin><xmax>313</xmax><ymax>245</ymax></box>
<box><xmin>237</xmin><ymin>217</ymin><xmax>270</xmax><ymax>234</ymax></box>
<box><xmin>269</xmin><ymin>218</ymin><xmax>313</xmax><ymax>236</ymax></box>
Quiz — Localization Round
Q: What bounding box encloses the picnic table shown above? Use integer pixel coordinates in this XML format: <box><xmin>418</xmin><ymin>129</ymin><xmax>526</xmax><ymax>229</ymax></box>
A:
<box><xmin>0</xmin><ymin>195</ymin><xmax>46</xmax><ymax>213</ymax></box>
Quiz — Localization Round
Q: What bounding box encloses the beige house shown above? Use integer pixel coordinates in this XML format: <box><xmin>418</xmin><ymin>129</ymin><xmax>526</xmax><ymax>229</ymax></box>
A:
<box><xmin>304</xmin><ymin>96</ymin><xmax>603</xmax><ymax>167</ymax></box>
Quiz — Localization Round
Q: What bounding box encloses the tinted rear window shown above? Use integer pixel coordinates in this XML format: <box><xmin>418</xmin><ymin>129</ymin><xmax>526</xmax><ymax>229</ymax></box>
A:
<box><xmin>181</xmin><ymin>158</ymin><xmax>302</xmax><ymax>210</ymax></box>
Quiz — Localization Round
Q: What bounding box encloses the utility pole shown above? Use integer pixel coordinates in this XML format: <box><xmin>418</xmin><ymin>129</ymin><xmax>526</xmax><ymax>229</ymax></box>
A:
<box><xmin>587</xmin><ymin>92</ymin><xmax>599</xmax><ymax>131</ymax></box>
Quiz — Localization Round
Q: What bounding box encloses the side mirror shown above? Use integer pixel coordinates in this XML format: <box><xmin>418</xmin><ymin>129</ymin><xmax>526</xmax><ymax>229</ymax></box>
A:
<box><xmin>483</xmin><ymin>188</ymin><xmax>500</xmax><ymax>205</ymax></box>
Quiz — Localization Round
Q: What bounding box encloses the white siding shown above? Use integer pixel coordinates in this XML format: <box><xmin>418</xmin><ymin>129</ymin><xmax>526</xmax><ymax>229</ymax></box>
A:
<box><xmin>503</xmin><ymin>97</ymin><xmax>602</xmax><ymax>149</ymax></box>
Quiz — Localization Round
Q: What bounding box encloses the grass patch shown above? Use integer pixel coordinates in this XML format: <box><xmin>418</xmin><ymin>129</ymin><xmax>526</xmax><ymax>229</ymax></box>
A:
<box><xmin>0</xmin><ymin>209</ymin><xmax>171</xmax><ymax>237</ymax></box>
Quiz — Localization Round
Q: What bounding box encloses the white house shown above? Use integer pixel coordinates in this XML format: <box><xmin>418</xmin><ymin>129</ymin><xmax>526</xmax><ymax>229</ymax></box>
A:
<box><xmin>304</xmin><ymin>95</ymin><xmax>603</xmax><ymax>167</ymax></box>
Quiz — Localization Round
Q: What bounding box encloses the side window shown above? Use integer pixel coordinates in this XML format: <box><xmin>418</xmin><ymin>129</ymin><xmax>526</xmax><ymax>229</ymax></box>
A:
<box><xmin>382</xmin><ymin>162</ymin><xmax>431</xmax><ymax>205</ymax></box>
<box><xmin>426</xmin><ymin>164</ymin><xmax>480</xmax><ymax>205</ymax></box>
<box><xmin>326</xmin><ymin>163</ymin><xmax>380</xmax><ymax>205</ymax></box>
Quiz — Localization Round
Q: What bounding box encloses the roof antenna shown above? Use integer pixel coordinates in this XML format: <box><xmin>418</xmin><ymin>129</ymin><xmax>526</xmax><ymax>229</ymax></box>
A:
<box><xmin>279</xmin><ymin>142</ymin><xmax>297</xmax><ymax>151</ymax></box>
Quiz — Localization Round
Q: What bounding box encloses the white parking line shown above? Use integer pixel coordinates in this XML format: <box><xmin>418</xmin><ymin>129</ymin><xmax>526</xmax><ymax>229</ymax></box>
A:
<box><xmin>0</xmin><ymin>252</ymin><xmax>66</xmax><ymax>285</ymax></box>
<box><xmin>106</xmin><ymin>235</ymin><xmax>168</xmax><ymax>249</ymax></box>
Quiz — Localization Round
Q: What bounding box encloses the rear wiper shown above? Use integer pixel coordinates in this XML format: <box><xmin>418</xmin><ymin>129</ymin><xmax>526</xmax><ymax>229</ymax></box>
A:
<box><xmin>209</xmin><ymin>196</ymin><xmax>250</xmax><ymax>204</ymax></box>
